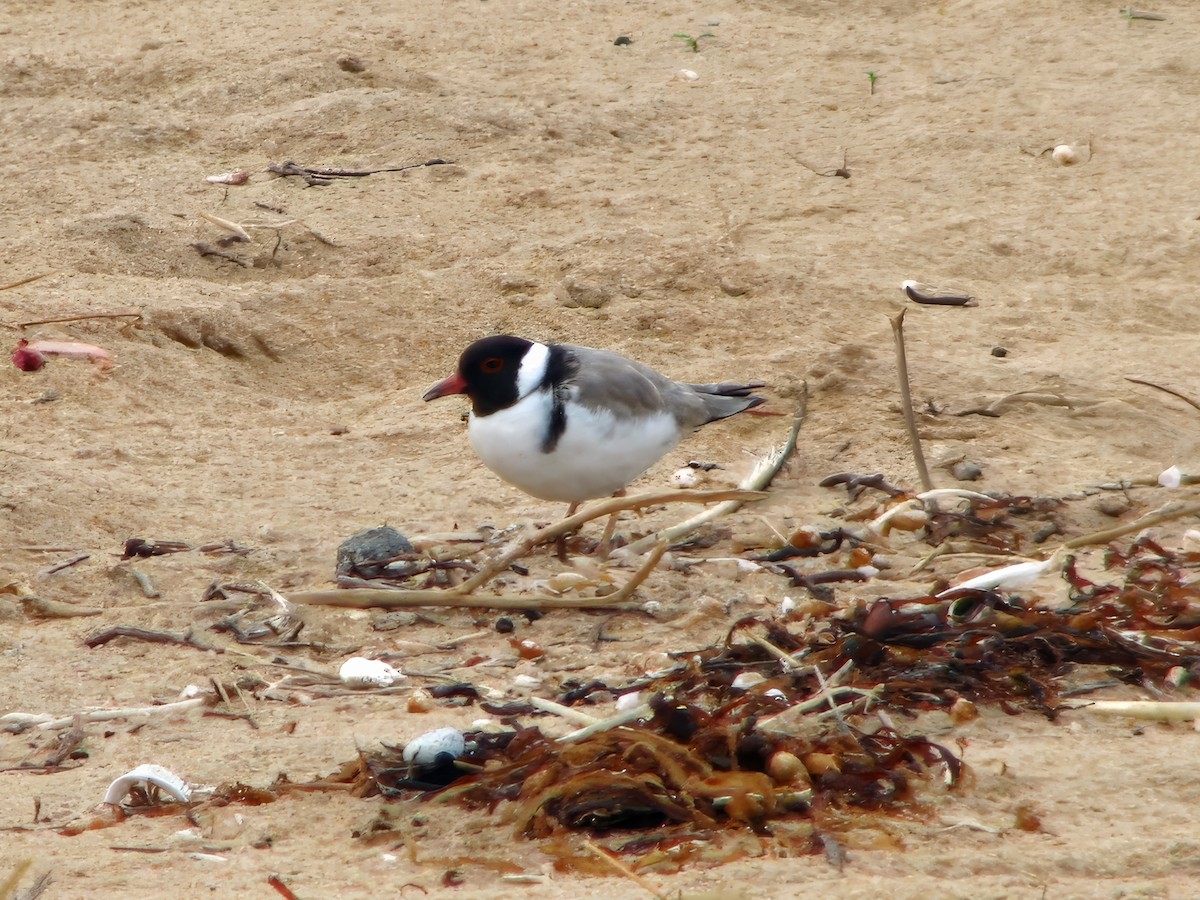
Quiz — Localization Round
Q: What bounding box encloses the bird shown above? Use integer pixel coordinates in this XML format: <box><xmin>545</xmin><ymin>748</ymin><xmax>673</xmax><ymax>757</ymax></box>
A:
<box><xmin>422</xmin><ymin>335</ymin><xmax>766</xmax><ymax>512</ymax></box>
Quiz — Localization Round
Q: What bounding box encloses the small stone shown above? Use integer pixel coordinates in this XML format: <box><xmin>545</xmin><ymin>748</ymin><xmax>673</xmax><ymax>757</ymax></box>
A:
<box><xmin>614</xmin><ymin>35</ymin><xmax>633</xmax><ymax>46</ymax></box>
<box><xmin>336</xmin><ymin>53</ymin><xmax>367</xmax><ymax>73</ymax></box>
<box><xmin>951</xmin><ymin>461</ymin><xmax>983</xmax><ymax>481</ymax></box>
<box><xmin>1096</xmin><ymin>496</ymin><xmax>1131</xmax><ymax>518</ymax></box>
<box><xmin>555</xmin><ymin>275</ymin><xmax>612</xmax><ymax>309</ymax></box>
<box><xmin>337</xmin><ymin>525</ymin><xmax>416</xmax><ymax>579</ymax></box>
<box><xmin>719</xmin><ymin>277</ymin><xmax>749</xmax><ymax>297</ymax></box>
<box><xmin>991</xmin><ymin>346</ymin><xmax>1008</xmax><ymax>358</ymax></box>
<box><xmin>495</xmin><ymin>616</ymin><xmax>515</xmax><ymax>634</ymax></box>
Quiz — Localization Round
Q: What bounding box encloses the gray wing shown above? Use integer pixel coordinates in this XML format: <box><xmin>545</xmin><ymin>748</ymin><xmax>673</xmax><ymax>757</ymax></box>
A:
<box><xmin>563</xmin><ymin>345</ymin><xmax>764</xmax><ymax>429</ymax></box>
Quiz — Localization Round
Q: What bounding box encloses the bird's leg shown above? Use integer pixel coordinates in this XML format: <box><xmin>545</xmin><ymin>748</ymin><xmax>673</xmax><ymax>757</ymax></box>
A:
<box><xmin>557</xmin><ymin>501</ymin><xmax>581</xmax><ymax>562</ymax></box>
<box><xmin>596</xmin><ymin>489</ymin><xmax>626</xmax><ymax>557</ymax></box>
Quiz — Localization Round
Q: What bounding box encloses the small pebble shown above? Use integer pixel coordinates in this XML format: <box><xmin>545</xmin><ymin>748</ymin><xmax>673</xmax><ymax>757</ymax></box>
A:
<box><xmin>991</xmin><ymin>346</ymin><xmax>1008</xmax><ymax>358</ymax></box>
<box><xmin>337</xmin><ymin>525</ymin><xmax>415</xmax><ymax>579</ymax></box>
<box><xmin>1096</xmin><ymin>496</ymin><xmax>1131</xmax><ymax>518</ymax></box>
<box><xmin>336</xmin><ymin>53</ymin><xmax>367</xmax><ymax>73</ymax></box>
<box><xmin>614</xmin><ymin>35</ymin><xmax>633</xmax><ymax>46</ymax></box>
<box><xmin>951</xmin><ymin>461</ymin><xmax>983</xmax><ymax>482</ymax></box>
<box><xmin>495</xmin><ymin>616</ymin><xmax>515</xmax><ymax>634</ymax></box>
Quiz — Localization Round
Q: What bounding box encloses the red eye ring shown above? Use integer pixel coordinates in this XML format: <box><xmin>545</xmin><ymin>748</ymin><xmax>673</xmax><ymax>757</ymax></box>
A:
<box><xmin>481</xmin><ymin>357</ymin><xmax>504</xmax><ymax>372</ymax></box>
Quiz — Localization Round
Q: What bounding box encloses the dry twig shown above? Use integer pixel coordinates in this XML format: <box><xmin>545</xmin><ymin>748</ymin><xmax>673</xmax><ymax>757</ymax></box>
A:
<box><xmin>1125</xmin><ymin>376</ymin><xmax>1200</xmax><ymax>413</ymax></box>
<box><xmin>889</xmin><ymin>309</ymin><xmax>934</xmax><ymax>491</ymax></box>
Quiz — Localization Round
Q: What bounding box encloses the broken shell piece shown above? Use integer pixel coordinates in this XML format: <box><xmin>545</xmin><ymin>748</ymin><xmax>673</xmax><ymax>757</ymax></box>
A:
<box><xmin>205</xmin><ymin>170</ymin><xmax>250</xmax><ymax>185</ymax></box>
<box><xmin>1159</xmin><ymin>465</ymin><xmax>1183</xmax><ymax>489</ymax></box>
<box><xmin>339</xmin><ymin>656</ymin><xmax>406</xmax><ymax>688</ymax></box>
<box><xmin>1051</xmin><ymin>144</ymin><xmax>1080</xmax><ymax>166</ymax></box>
<box><xmin>402</xmin><ymin>726</ymin><xmax>466</xmax><ymax>766</ymax></box>
<box><xmin>732</xmin><ymin>672</ymin><xmax>766</xmax><ymax>690</ymax></box>
<box><xmin>103</xmin><ymin>763</ymin><xmax>191</xmax><ymax>806</ymax></box>
<box><xmin>675</xmin><ymin>69</ymin><xmax>700</xmax><ymax>82</ymax></box>
<box><xmin>1183</xmin><ymin>529</ymin><xmax>1200</xmax><ymax>554</ymax></box>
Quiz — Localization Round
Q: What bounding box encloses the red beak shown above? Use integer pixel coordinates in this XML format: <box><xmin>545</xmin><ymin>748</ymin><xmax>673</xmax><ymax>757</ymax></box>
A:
<box><xmin>422</xmin><ymin>372</ymin><xmax>468</xmax><ymax>401</ymax></box>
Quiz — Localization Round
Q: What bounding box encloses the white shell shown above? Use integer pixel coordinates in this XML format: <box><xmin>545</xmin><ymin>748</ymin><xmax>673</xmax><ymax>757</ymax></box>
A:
<box><xmin>1158</xmin><ymin>465</ymin><xmax>1183</xmax><ymax>489</ymax></box>
<box><xmin>672</xmin><ymin>467</ymin><xmax>700</xmax><ymax>488</ymax></box>
<box><xmin>339</xmin><ymin>657</ymin><xmax>406</xmax><ymax>688</ymax></box>
<box><xmin>512</xmin><ymin>673</ymin><xmax>542</xmax><ymax>689</ymax></box>
<box><xmin>103</xmin><ymin>763</ymin><xmax>191</xmax><ymax>806</ymax></box>
<box><xmin>732</xmin><ymin>672</ymin><xmax>766</xmax><ymax>690</ymax></box>
<box><xmin>402</xmin><ymin>726</ymin><xmax>466</xmax><ymax>766</ymax></box>
<box><xmin>615</xmin><ymin>691</ymin><xmax>643</xmax><ymax>712</ymax></box>
<box><xmin>676</xmin><ymin>69</ymin><xmax>700</xmax><ymax>82</ymax></box>
<box><xmin>1052</xmin><ymin>144</ymin><xmax>1079</xmax><ymax>166</ymax></box>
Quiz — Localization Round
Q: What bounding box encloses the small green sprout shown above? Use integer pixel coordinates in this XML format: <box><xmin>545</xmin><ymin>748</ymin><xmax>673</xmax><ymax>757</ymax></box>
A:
<box><xmin>866</xmin><ymin>70</ymin><xmax>879</xmax><ymax>95</ymax></box>
<box><xmin>673</xmin><ymin>32</ymin><xmax>714</xmax><ymax>53</ymax></box>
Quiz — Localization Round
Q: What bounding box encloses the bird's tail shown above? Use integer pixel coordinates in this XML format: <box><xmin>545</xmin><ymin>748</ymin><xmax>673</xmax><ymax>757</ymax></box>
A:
<box><xmin>688</xmin><ymin>381</ymin><xmax>767</xmax><ymax>422</ymax></box>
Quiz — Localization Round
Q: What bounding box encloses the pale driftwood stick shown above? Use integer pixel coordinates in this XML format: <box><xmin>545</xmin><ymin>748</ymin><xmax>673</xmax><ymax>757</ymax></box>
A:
<box><xmin>0</xmin><ymin>697</ymin><xmax>208</xmax><ymax>732</ymax></box>
<box><xmin>605</xmin><ymin>541</ymin><xmax>667</xmax><ymax>603</ymax></box>
<box><xmin>890</xmin><ymin>308</ymin><xmax>934</xmax><ymax>492</ymax></box>
<box><xmin>557</xmin><ymin>703</ymin><xmax>652</xmax><ymax>744</ymax></box>
<box><xmin>198</xmin><ymin>211</ymin><xmax>252</xmax><ymax>243</ymax></box>
<box><xmin>0</xmin><ymin>271</ymin><xmax>56</xmax><ymax>292</ymax></box>
<box><xmin>1061</xmin><ymin>501</ymin><xmax>1200</xmax><ymax>550</ymax></box>
<box><xmin>288</xmin><ymin>543</ymin><xmax>669</xmax><ymax>611</ymax></box>
<box><xmin>455</xmin><ymin>488</ymin><xmax>766</xmax><ymax>594</ymax></box>
<box><xmin>527</xmin><ymin>697</ymin><xmax>599</xmax><ymax>725</ymax></box>
<box><xmin>621</xmin><ymin>387</ymin><xmax>808</xmax><ymax>556</ymax></box>
<box><xmin>1079</xmin><ymin>700</ymin><xmax>1200</xmax><ymax>721</ymax></box>
<box><xmin>285</xmin><ymin>588</ymin><xmax>643</xmax><ymax>611</ymax></box>
<box><xmin>582</xmin><ymin>838</ymin><xmax>669</xmax><ymax>900</ymax></box>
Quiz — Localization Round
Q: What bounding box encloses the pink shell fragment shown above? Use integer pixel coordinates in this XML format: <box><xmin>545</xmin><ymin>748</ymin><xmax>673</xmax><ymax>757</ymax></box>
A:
<box><xmin>12</xmin><ymin>338</ymin><xmax>113</xmax><ymax>372</ymax></box>
<box><xmin>205</xmin><ymin>170</ymin><xmax>250</xmax><ymax>185</ymax></box>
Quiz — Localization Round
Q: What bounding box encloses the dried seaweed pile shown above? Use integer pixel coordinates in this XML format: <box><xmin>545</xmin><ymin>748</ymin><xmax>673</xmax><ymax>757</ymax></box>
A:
<box><xmin>321</xmin><ymin>533</ymin><xmax>1200</xmax><ymax>863</ymax></box>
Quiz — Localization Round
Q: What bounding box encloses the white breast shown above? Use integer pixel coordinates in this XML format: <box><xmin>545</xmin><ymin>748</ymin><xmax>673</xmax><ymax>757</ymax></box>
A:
<box><xmin>468</xmin><ymin>392</ymin><xmax>682</xmax><ymax>502</ymax></box>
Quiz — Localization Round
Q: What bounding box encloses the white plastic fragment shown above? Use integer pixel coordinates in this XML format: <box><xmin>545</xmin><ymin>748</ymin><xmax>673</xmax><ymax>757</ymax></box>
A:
<box><xmin>402</xmin><ymin>726</ymin><xmax>466</xmax><ymax>766</ymax></box>
<box><xmin>1159</xmin><ymin>465</ymin><xmax>1183</xmax><ymax>489</ymax></box>
<box><xmin>779</xmin><ymin>596</ymin><xmax>797</xmax><ymax>616</ymax></box>
<box><xmin>339</xmin><ymin>656</ymin><xmax>406</xmax><ymax>688</ymax></box>
<box><xmin>103</xmin><ymin>763</ymin><xmax>192</xmax><ymax>806</ymax></box>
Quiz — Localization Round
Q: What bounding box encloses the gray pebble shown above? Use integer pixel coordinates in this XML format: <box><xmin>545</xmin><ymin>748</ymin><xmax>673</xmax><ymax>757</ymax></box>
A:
<box><xmin>337</xmin><ymin>525</ymin><xmax>415</xmax><ymax>578</ymax></box>
<box><xmin>951</xmin><ymin>461</ymin><xmax>983</xmax><ymax>481</ymax></box>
